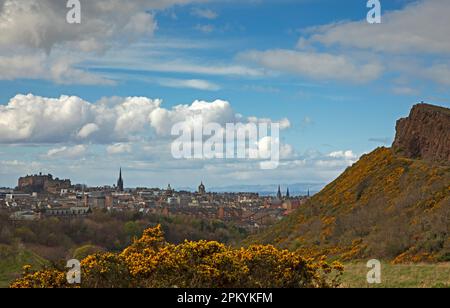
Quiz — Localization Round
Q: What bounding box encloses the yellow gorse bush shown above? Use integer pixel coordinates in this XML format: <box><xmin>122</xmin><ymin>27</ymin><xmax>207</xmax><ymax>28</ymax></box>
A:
<box><xmin>11</xmin><ymin>225</ymin><xmax>343</xmax><ymax>288</ymax></box>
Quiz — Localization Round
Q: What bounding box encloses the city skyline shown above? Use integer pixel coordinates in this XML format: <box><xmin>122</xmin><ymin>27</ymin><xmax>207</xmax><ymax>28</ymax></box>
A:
<box><xmin>3</xmin><ymin>169</ymin><xmax>318</xmax><ymax>196</ymax></box>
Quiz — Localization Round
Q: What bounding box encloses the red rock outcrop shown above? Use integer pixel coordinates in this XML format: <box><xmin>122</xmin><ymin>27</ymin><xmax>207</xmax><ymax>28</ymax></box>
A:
<box><xmin>392</xmin><ymin>103</ymin><xmax>450</xmax><ymax>164</ymax></box>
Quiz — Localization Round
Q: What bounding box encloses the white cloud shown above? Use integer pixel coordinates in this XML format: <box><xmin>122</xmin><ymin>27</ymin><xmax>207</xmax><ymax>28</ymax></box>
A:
<box><xmin>424</xmin><ymin>63</ymin><xmax>450</xmax><ymax>86</ymax></box>
<box><xmin>243</xmin><ymin>0</ymin><xmax>449</xmax><ymax>87</ymax></box>
<box><xmin>247</xmin><ymin>117</ymin><xmax>291</xmax><ymax>130</ymax></box>
<box><xmin>328</xmin><ymin>150</ymin><xmax>357</xmax><ymax>160</ymax></box>
<box><xmin>0</xmin><ymin>54</ymin><xmax>44</xmax><ymax>80</ymax></box>
<box><xmin>0</xmin><ymin>159</ymin><xmax>43</xmax><ymax>176</ymax></box>
<box><xmin>49</xmin><ymin>56</ymin><xmax>116</xmax><ymax>85</ymax></box>
<box><xmin>156</xmin><ymin>78</ymin><xmax>220</xmax><ymax>90</ymax></box>
<box><xmin>314</xmin><ymin>150</ymin><xmax>358</xmax><ymax>169</ymax></box>
<box><xmin>241</xmin><ymin>49</ymin><xmax>383</xmax><ymax>83</ymax></box>
<box><xmin>0</xmin><ymin>94</ymin><xmax>95</xmax><ymax>143</ymax></box>
<box><xmin>107</xmin><ymin>143</ymin><xmax>132</xmax><ymax>155</ymax></box>
<box><xmin>195</xmin><ymin>24</ymin><xmax>215</xmax><ymax>33</ymax></box>
<box><xmin>0</xmin><ymin>0</ymin><xmax>201</xmax><ymax>52</ymax></box>
<box><xmin>0</xmin><ymin>53</ymin><xmax>114</xmax><ymax>86</ymax></box>
<box><xmin>258</xmin><ymin>137</ymin><xmax>294</xmax><ymax>159</ymax></box>
<box><xmin>392</xmin><ymin>86</ymin><xmax>419</xmax><ymax>96</ymax></box>
<box><xmin>298</xmin><ymin>0</ymin><xmax>450</xmax><ymax>55</ymax></box>
<box><xmin>0</xmin><ymin>53</ymin><xmax>114</xmax><ymax>85</ymax></box>
<box><xmin>77</xmin><ymin>123</ymin><xmax>100</xmax><ymax>139</ymax></box>
<box><xmin>89</xmin><ymin>56</ymin><xmax>264</xmax><ymax>77</ymax></box>
<box><xmin>149</xmin><ymin>99</ymin><xmax>237</xmax><ymax>136</ymax></box>
<box><xmin>46</xmin><ymin>145</ymin><xmax>87</xmax><ymax>159</ymax></box>
<box><xmin>0</xmin><ymin>94</ymin><xmax>289</xmax><ymax>144</ymax></box>
<box><xmin>0</xmin><ymin>0</ymin><xmax>208</xmax><ymax>84</ymax></box>
<box><xmin>192</xmin><ymin>8</ymin><xmax>218</xmax><ymax>19</ymax></box>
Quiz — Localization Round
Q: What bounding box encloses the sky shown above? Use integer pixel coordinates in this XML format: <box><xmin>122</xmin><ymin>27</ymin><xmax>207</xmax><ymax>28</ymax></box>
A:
<box><xmin>0</xmin><ymin>0</ymin><xmax>449</xmax><ymax>189</ymax></box>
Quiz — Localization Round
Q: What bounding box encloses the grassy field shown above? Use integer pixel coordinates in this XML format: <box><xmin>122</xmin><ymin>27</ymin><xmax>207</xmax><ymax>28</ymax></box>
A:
<box><xmin>341</xmin><ymin>261</ymin><xmax>450</xmax><ymax>288</ymax></box>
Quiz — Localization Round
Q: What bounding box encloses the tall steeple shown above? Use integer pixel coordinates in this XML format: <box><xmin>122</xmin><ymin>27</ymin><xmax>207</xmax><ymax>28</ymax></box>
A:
<box><xmin>117</xmin><ymin>168</ymin><xmax>124</xmax><ymax>192</ymax></box>
<box><xmin>277</xmin><ymin>185</ymin><xmax>282</xmax><ymax>200</ymax></box>
<box><xmin>286</xmin><ymin>187</ymin><xmax>290</xmax><ymax>198</ymax></box>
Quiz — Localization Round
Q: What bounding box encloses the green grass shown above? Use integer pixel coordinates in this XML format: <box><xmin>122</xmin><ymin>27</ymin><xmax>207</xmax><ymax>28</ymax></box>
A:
<box><xmin>341</xmin><ymin>261</ymin><xmax>450</xmax><ymax>288</ymax></box>
<box><xmin>0</xmin><ymin>245</ymin><xmax>49</xmax><ymax>288</ymax></box>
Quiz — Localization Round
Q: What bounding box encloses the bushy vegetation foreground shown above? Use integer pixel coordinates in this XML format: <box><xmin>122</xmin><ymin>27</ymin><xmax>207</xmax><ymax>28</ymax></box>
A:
<box><xmin>11</xmin><ymin>225</ymin><xmax>343</xmax><ymax>288</ymax></box>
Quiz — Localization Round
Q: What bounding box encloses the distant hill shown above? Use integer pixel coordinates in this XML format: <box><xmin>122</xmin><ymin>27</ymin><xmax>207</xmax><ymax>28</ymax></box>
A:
<box><xmin>207</xmin><ymin>183</ymin><xmax>324</xmax><ymax>196</ymax></box>
<box><xmin>248</xmin><ymin>104</ymin><xmax>450</xmax><ymax>263</ymax></box>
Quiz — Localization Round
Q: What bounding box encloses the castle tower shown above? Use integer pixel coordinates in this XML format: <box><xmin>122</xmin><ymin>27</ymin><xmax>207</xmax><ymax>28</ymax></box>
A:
<box><xmin>117</xmin><ymin>168</ymin><xmax>124</xmax><ymax>192</ymax></box>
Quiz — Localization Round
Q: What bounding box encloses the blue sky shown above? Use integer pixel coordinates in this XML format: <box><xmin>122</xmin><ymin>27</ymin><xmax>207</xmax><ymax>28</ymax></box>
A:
<box><xmin>0</xmin><ymin>0</ymin><xmax>449</xmax><ymax>189</ymax></box>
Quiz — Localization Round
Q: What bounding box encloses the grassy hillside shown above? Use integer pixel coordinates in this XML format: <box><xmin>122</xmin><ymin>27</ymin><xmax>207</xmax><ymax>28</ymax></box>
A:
<box><xmin>249</xmin><ymin>147</ymin><xmax>450</xmax><ymax>262</ymax></box>
<box><xmin>0</xmin><ymin>245</ymin><xmax>48</xmax><ymax>288</ymax></box>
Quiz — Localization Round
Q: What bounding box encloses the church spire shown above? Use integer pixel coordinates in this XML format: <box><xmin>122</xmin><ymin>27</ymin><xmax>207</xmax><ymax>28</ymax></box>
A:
<box><xmin>286</xmin><ymin>187</ymin><xmax>290</xmax><ymax>198</ymax></box>
<box><xmin>117</xmin><ymin>168</ymin><xmax>124</xmax><ymax>192</ymax></box>
<box><xmin>277</xmin><ymin>185</ymin><xmax>282</xmax><ymax>199</ymax></box>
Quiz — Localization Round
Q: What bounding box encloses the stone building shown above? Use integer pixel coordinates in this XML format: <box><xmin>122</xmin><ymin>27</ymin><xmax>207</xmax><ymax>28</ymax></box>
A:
<box><xmin>18</xmin><ymin>173</ymin><xmax>71</xmax><ymax>194</ymax></box>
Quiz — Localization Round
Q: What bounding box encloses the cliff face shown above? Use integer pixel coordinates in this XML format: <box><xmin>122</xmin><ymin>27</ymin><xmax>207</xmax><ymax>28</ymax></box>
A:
<box><xmin>392</xmin><ymin>103</ymin><xmax>450</xmax><ymax>164</ymax></box>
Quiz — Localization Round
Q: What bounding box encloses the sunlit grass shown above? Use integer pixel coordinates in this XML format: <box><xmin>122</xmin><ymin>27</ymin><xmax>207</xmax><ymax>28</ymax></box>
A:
<box><xmin>341</xmin><ymin>261</ymin><xmax>450</xmax><ymax>288</ymax></box>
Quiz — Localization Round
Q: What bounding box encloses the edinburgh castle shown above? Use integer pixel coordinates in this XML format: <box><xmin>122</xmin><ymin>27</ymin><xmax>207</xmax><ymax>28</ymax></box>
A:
<box><xmin>18</xmin><ymin>173</ymin><xmax>71</xmax><ymax>194</ymax></box>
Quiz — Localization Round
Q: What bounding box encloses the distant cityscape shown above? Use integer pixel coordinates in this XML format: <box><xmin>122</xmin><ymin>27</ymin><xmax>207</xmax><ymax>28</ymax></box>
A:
<box><xmin>0</xmin><ymin>169</ymin><xmax>313</xmax><ymax>230</ymax></box>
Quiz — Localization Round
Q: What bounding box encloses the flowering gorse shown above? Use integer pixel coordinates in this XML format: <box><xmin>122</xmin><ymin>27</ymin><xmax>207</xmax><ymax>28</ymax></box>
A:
<box><xmin>11</xmin><ymin>225</ymin><xmax>343</xmax><ymax>288</ymax></box>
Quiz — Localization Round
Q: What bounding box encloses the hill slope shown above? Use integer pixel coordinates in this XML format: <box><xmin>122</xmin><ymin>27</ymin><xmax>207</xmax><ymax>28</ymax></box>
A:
<box><xmin>0</xmin><ymin>245</ymin><xmax>48</xmax><ymax>288</ymax></box>
<box><xmin>250</xmin><ymin>104</ymin><xmax>450</xmax><ymax>263</ymax></box>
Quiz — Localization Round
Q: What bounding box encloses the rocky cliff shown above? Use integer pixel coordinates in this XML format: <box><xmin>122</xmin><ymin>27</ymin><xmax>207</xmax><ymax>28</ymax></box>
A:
<box><xmin>392</xmin><ymin>103</ymin><xmax>450</xmax><ymax>164</ymax></box>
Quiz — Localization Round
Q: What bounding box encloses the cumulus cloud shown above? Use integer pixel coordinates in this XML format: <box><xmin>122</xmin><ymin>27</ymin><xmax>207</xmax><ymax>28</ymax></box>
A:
<box><xmin>314</xmin><ymin>150</ymin><xmax>358</xmax><ymax>169</ymax></box>
<box><xmin>257</xmin><ymin>137</ymin><xmax>294</xmax><ymax>160</ymax></box>
<box><xmin>77</xmin><ymin>123</ymin><xmax>100</xmax><ymax>139</ymax></box>
<box><xmin>0</xmin><ymin>94</ymin><xmax>94</xmax><ymax>143</ymax></box>
<box><xmin>0</xmin><ymin>94</ymin><xmax>289</xmax><ymax>144</ymax></box>
<box><xmin>241</xmin><ymin>49</ymin><xmax>383</xmax><ymax>83</ymax></box>
<box><xmin>328</xmin><ymin>150</ymin><xmax>357</xmax><ymax>160</ymax></box>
